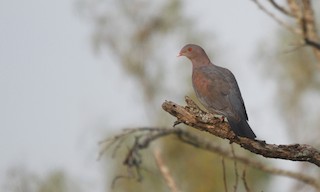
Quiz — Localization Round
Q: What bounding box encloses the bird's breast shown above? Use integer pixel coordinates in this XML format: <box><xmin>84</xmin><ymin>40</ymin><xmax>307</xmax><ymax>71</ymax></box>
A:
<box><xmin>192</xmin><ymin>70</ymin><xmax>212</xmax><ymax>103</ymax></box>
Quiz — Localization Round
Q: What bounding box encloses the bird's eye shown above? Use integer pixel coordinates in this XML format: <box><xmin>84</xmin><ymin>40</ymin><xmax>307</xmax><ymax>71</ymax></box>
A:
<box><xmin>188</xmin><ymin>47</ymin><xmax>192</xmax><ymax>52</ymax></box>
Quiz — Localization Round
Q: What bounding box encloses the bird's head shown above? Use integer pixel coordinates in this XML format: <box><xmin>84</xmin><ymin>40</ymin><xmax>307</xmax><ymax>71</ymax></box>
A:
<box><xmin>178</xmin><ymin>44</ymin><xmax>210</xmax><ymax>65</ymax></box>
<box><xmin>178</xmin><ymin>44</ymin><xmax>204</xmax><ymax>59</ymax></box>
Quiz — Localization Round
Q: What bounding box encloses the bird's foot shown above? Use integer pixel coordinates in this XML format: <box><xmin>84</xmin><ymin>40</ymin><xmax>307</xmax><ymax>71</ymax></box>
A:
<box><xmin>219</xmin><ymin>116</ymin><xmax>226</xmax><ymax>123</ymax></box>
<box><xmin>173</xmin><ymin>120</ymin><xmax>182</xmax><ymax>127</ymax></box>
<box><xmin>257</xmin><ymin>139</ymin><xmax>267</xmax><ymax>146</ymax></box>
<box><xmin>229</xmin><ymin>134</ymin><xmax>240</xmax><ymax>144</ymax></box>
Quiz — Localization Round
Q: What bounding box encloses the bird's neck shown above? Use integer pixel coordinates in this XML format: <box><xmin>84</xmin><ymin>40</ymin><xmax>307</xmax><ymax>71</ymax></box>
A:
<box><xmin>191</xmin><ymin>57</ymin><xmax>211</xmax><ymax>69</ymax></box>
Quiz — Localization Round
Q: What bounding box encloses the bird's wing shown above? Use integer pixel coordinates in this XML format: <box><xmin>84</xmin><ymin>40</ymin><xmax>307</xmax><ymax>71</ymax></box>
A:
<box><xmin>194</xmin><ymin>66</ymin><xmax>232</xmax><ymax>116</ymax></box>
<box><xmin>196</xmin><ymin>65</ymin><xmax>247</xmax><ymax>121</ymax></box>
<box><xmin>216</xmin><ymin>67</ymin><xmax>248</xmax><ymax>121</ymax></box>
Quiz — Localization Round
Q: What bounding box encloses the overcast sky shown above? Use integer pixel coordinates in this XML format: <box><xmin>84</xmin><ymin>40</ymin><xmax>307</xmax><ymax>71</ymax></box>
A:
<box><xmin>0</xmin><ymin>0</ymin><xmax>294</xmax><ymax>191</ymax></box>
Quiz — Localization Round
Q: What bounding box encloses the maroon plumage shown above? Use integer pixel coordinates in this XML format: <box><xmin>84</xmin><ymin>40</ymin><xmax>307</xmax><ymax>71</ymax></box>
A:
<box><xmin>178</xmin><ymin>44</ymin><xmax>256</xmax><ymax>139</ymax></box>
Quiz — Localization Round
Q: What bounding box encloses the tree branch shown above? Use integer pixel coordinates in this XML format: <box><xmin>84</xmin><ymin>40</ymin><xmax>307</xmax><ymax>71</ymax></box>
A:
<box><xmin>231</xmin><ymin>145</ymin><xmax>239</xmax><ymax>192</ymax></box>
<box><xmin>304</xmin><ymin>38</ymin><xmax>320</xmax><ymax>50</ymax></box>
<box><xmin>161</xmin><ymin>96</ymin><xmax>320</xmax><ymax>167</ymax></box>
<box><xmin>242</xmin><ymin>169</ymin><xmax>251</xmax><ymax>192</ymax></box>
<box><xmin>250</xmin><ymin>0</ymin><xmax>302</xmax><ymax>35</ymax></box>
<box><xmin>269</xmin><ymin>0</ymin><xmax>293</xmax><ymax>17</ymax></box>
<box><xmin>100</xmin><ymin>97</ymin><xmax>320</xmax><ymax>190</ymax></box>
<box><xmin>300</xmin><ymin>0</ymin><xmax>320</xmax><ymax>60</ymax></box>
<box><xmin>153</xmin><ymin>148</ymin><xmax>181</xmax><ymax>192</ymax></box>
<box><xmin>251</xmin><ymin>0</ymin><xmax>320</xmax><ymax>58</ymax></box>
<box><xmin>221</xmin><ymin>158</ymin><xmax>228</xmax><ymax>192</ymax></box>
<box><xmin>99</xmin><ymin>125</ymin><xmax>320</xmax><ymax>190</ymax></box>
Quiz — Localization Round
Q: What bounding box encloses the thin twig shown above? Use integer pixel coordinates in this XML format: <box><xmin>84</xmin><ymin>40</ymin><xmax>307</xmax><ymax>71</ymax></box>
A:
<box><xmin>282</xmin><ymin>43</ymin><xmax>307</xmax><ymax>54</ymax></box>
<box><xmin>252</xmin><ymin>0</ymin><xmax>320</xmax><ymax>62</ymax></box>
<box><xmin>154</xmin><ymin>148</ymin><xmax>181</xmax><ymax>192</ymax></box>
<box><xmin>100</xmin><ymin>126</ymin><xmax>320</xmax><ymax>190</ymax></box>
<box><xmin>221</xmin><ymin>157</ymin><xmax>228</xmax><ymax>192</ymax></box>
<box><xmin>251</xmin><ymin>0</ymin><xmax>302</xmax><ymax>34</ymax></box>
<box><xmin>176</xmin><ymin>128</ymin><xmax>320</xmax><ymax>190</ymax></box>
<box><xmin>305</xmin><ymin>38</ymin><xmax>320</xmax><ymax>50</ymax></box>
<box><xmin>97</xmin><ymin>130</ymin><xmax>132</xmax><ymax>160</ymax></box>
<box><xmin>242</xmin><ymin>168</ymin><xmax>251</xmax><ymax>192</ymax></box>
<box><xmin>231</xmin><ymin>145</ymin><xmax>239</xmax><ymax>192</ymax></box>
<box><xmin>268</xmin><ymin>0</ymin><xmax>293</xmax><ymax>17</ymax></box>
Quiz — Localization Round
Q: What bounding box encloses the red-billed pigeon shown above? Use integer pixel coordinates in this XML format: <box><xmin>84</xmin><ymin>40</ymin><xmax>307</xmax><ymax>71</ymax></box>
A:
<box><xmin>178</xmin><ymin>44</ymin><xmax>256</xmax><ymax>139</ymax></box>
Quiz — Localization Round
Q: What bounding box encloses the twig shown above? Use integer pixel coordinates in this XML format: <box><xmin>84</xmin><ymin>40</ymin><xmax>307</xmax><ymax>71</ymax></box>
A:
<box><xmin>100</xmin><ymin>126</ymin><xmax>320</xmax><ymax>190</ymax></box>
<box><xmin>231</xmin><ymin>145</ymin><xmax>239</xmax><ymax>192</ymax></box>
<box><xmin>268</xmin><ymin>0</ymin><xmax>293</xmax><ymax>17</ymax></box>
<box><xmin>300</xmin><ymin>0</ymin><xmax>320</xmax><ymax>59</ymax></box>
<box><xmin>258</xmin><ymin>0</ymin><xmax>320</xmax><ymax>59</ymax></box>
<box><xmin>302</xmin><ymin>14</ymin><xmax>320</xmax><ymax>50</ymax></box>
<box><xmin>176</xmin><ymin>127</ymin><xmax>320</xmax><ymax>190</ymax></box>
<box><xmin>100</xmin><ymin>128</ymin><xmax>181</xmax><ymax>188</ymax></box>
<box><xmin>287</xmin><ymin>0</ymin><xmax>301</xmax><ymax>18</ymax></box>
<box><xmin>242</xmin><ymin>168</ymin><xmax>251</xmax><ymax>192</ymax></box>
<box><xmin>304</xmin><ymin>38</ymin><xmax>320</xmax><ymax>50</ymax></box>
<box><xmin>97</xmin><ymin>129</ymin><xmax>134</xmax><ymax>160</ymax></box>
<box><xmin>221</xmin><ymin>158</ymin><xmax>228</xmax><ymax>192</ymax></box>
<box><xmin>154</xmin><ymin>148</ymin><xmax>180</xmax><ymax>192</ymax></box>
<box><xmin>250</xmin><ymin>0</ymin><xmax>301</xmax><ymax>35</ymax></box>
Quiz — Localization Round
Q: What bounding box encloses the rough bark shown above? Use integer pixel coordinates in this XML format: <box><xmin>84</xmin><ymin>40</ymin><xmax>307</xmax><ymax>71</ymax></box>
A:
<box><xmin>162</xmin><ymin>96</ymin><xmax>320</xmax><ymax>167</ymax></box>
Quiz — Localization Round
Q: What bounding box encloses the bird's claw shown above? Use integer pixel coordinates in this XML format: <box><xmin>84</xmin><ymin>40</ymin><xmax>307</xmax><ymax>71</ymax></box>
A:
<box><xmin>173</xmin><ymin>120</ymin><xmax>182</xmax><ymax>127</ymax></box>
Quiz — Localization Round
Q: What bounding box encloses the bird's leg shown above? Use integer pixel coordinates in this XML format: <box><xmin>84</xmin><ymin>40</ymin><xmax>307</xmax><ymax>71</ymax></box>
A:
<box><xmin>229</xmin><ymin>135</ymin><xmax>240</xmax><ymax>144</ymax></box>
<box><xmin>213</xmin><ymin>114</ymin><xmax>226</xmax><ymax>123</ymax></box>
<box><xmin>173</xmin><ymin>120</ymin><xmax>182</xmax><ymax>127</ymax></box>
<box><xmin>257</xmin><ymin>139</ymin><xmax>266</xmax><ymax>146</ymax></box>
<box><xmin>219</xmin><ymin>116</ymin><xmax>226</xmax><ymax>123</ymax></box>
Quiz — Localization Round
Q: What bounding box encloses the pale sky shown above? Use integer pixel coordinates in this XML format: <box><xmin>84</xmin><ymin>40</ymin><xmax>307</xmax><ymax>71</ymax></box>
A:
<box><xmin>0</xmin><ymin>0</ymin><xmax>294</xmax><ymax>191</ymax></box>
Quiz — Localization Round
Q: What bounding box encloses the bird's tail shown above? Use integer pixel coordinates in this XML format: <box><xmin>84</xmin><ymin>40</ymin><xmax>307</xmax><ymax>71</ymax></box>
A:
<box><xmin>228</xmin><ymin>118</ymin><xmax>256</xmax><ymax>139</ymax></box>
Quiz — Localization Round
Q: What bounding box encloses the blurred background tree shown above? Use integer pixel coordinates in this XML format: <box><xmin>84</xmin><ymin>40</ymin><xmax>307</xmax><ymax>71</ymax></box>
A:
<box><xmin>2</xmin><ymin>0</ymin><xmax>320</xmax><ymax>192</ymax></box>
<box><xmin>78</xmin><ymin>0</ymin><xmax>269</xmax><ymax>191</ymax></box>
<box><xmin>255</xmin><ymin>0</ymin><xmax>320</xmax><ymax>191</ymax></box>
<box><xmin>2</xmin><ymin>166</ymin><xmax>81</xmax><ymax>192</ymax></box>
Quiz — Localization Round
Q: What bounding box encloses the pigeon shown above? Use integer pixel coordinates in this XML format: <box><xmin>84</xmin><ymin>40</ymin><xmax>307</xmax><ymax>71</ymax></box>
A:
<box><xmin>178</xmin><ymin>44</ymin><xmax>256</xmax><ymax>139</ymax></box>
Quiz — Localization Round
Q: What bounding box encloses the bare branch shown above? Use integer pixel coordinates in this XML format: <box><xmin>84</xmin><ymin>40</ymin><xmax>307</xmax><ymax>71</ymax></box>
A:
<box><xmin>242</xmin><ymin>168</ymin><xmax>251</xmax><ymax>192</ymax></box>
<box><xmin>253</xmin><ymin>0</ymin><xmax>320</xmax><ymax>55</ymax></box>
<box><xmin>231</xmin><ymin>145</ymin><xmax>239</xmax><ymax>192</ymax></box>
<box><xmin>221</xmin><ymin>158</ymin><xmax>228</xmax><ymax>192</ymax></box>
<box><xmin>287</xmin><ymin>0</ymin><xmax>301</xmax><ymax>18</ymax></box>
<box><xmin>162</xmin><ymin>97</ymin><xmax>320</xmax><ymax>167</ymax></box>
<box><xmin>97</xmin><ymin>129</ymin><xmax>135</xmax><ymax>160</ymax></box>
<box><xmin>300</xmin><ymin>0</ymin><xmax>320</xmax><ymax>60</ymax></box>
<box><xmin>100</xmin><ymin>126</ymin><xmax>320</xmax><ymax>190</ymax></box>
<box><xmin>250</xmin><ymin>0</ymin><xmax>301</xmax><ymax>34</ymax></box>
<box><xmin>269</xmin><ymin>0</ymin><xmax>293</xmax><ymax>17</ymax></box>
<box><xmin>304</xmin><ymin>38</ymin><xmax>320</xmax><ymax>50</ymax></box>
<box><xmin>100</xmin><ymin>96</ymin><xmax>320</xmax><ymax>189</ymax></box>
<box><xmin>102</xmin><ymin>128</ymin><xmax>177</xmax><ymax>188</ymax></box>
<box><xmin>154</xmin><ymin>148</ymin><xmax>181</xmax><ymax>192</ymax></box>
<box><xmin>175</xmin><ymin>126</ymin><xmax>320</xmax><ymax>190</ymax></box>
